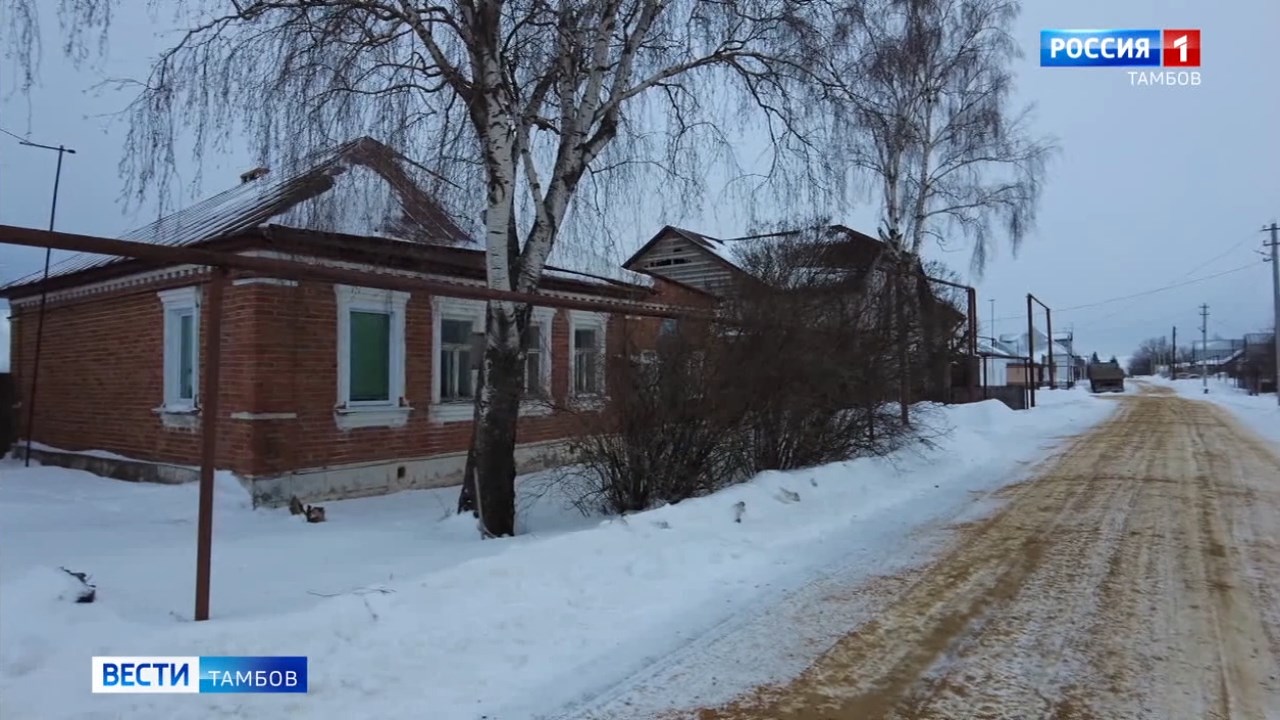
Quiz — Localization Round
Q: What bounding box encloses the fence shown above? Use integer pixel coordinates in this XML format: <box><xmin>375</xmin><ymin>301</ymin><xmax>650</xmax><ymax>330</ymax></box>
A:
<box><xmin>949</xmin><ymin>384</ymin><xmax>1028</xmax><ymax>411</ymax></box>
<box><xmin>1234</xmin><ymin>333</ymin><xmax>1276</xmax><ymax>394</ymax></box>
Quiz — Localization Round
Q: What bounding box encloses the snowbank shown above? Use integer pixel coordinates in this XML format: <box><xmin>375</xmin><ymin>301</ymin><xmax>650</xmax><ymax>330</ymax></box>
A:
<box><xmin>1152</xmin><ymin>376</ymin><xmax>1280</xmax><ymax>447</ymax></box>
<box><xmin>0</xmin><ymin>392</ymin><xmax>1115</xmax><ymax>720</ymax></box>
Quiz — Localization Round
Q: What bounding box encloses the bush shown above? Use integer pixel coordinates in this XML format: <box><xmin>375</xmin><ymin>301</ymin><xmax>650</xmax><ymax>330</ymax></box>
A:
<box><xmin>562</xmin><ymin>327</ymin><xmax>741</xmax><ymax>515</ymax></box>
<box><xmin>565</xmin><ymin>228</ymin><xmax>940</xmax><ymax>515</ymax></box>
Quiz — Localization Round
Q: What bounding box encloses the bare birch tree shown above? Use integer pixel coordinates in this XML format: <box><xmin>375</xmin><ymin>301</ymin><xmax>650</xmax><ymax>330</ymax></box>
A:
<box><xmin>824</xmin><ymin>0</ymin><xmax>1053</xmax><ymax>422</ymax></box>
<box><xmin>10</xmin><ymin>0</ymin><xmax>838</xmax><ymax>537</ymax></box>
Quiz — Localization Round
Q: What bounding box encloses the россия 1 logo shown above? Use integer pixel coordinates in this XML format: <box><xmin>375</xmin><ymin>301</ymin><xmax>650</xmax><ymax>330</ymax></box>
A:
<box><xmin>1040</xmin><ymin>29</ymin><xmax>1201</xmax><ymax>87</ymax></box>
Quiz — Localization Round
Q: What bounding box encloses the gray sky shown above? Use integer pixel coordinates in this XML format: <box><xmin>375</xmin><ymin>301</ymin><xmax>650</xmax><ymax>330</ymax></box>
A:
<box><xmin>2</xmin><ymin>0</ymin><xmax>1278</xmax><ymax>369</ymax></box>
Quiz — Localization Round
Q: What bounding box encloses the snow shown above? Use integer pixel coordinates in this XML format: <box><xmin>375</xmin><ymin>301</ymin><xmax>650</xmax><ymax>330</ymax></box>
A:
<box><xmin>0</xmin><ymin>390</ymin><xmax>1115</xmax><ymax>720</ymax></box>
<box><xmin>18</xmin><ymin>439</ymin><xmax>196</xmax><ymax>466</ymax></box>
<box><xmin>1151</xmin><ymin>376</ymin><xmax>1280</xmax><ymax>447</ymax></box>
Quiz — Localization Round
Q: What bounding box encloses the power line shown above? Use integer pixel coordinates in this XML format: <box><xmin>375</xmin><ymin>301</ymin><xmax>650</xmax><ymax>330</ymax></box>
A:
<box><xmin>1170</xmin><ymin>235</ymin><xmax>1255</xmax><ymax>281</ymax></box>
<box><xmin>0</xmin><ymin>127</ymin><xmax>28</xmax><ymax>142</ymax></box>
<box><xmin>989</xmin><ymin>260</ymin><xmax>1260</xmax><ymax>323</ymax></box>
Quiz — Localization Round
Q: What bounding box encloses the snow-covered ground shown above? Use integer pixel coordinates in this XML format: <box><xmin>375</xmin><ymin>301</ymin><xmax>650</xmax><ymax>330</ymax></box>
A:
<box><xmin>1148</xmin><ymin>376</ymin><xmax>1280</xmax><ymax>447</ymax></box>
<box><xmin>0</xmin><ymin>390</ymin><xmax>1115</xmax><ymax>720</ymax></box>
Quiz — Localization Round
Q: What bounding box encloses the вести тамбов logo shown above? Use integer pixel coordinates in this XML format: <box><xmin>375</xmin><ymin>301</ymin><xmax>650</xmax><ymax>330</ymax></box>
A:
<box><xmin>91</xmin><ymin>656</ymin><xmax>308</xmax><ymax>694</ymax></box>
<box><xmin>1040</xmin><ymin>29</ymin><xmax>1201</xmax><ymax>87</ymax></box>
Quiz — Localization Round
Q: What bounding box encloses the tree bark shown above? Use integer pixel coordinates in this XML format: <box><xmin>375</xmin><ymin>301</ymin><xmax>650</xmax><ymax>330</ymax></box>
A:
<box><xmin>896</xmin><ymin>267</ymin><xmax>911</xmax><ymax>426</ymax></box>
<box><xmin>471</xmin><ymin>302</ymin><xmax>525</xmax><ymax>537</ymax></box>
<box><xmin>456</xmin><ymin>356</ymin><xmax>487</xmax><ymax>516</ymax></box>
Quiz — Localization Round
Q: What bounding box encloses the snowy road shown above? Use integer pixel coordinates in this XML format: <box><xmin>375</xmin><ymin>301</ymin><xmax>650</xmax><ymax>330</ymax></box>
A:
<box><xmin>684</xmin><ymin>384</ymin><xmax>1280</xmax><ymax>719</ymax></box>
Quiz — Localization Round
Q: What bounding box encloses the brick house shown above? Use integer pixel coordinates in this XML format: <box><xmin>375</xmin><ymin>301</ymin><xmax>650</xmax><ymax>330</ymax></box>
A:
<box><xmin>2</xmin><ymin>138</ymin><xmax>707</xmax><ymax>505</ymax></box>
<box><xmin>622</xmin><ymin>224</ymin><xmax>971</xmax><ymax>397</ymax></box>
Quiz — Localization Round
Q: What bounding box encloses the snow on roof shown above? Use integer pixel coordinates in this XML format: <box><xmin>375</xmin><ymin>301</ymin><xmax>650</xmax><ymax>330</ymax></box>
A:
<box><xmin>3</xmin><ymin>137</ymin><xmax>476</xmax><ymax>290</ymax></box>
<box><xmin>979</xmin><ymin>337</ymin><xmax>1022</xmax><ymax>358</ymax></box>
<box><xmin>997</xmin><ymin>330</ymin><xmax>1073</xmax><ymax>358</ymax></box>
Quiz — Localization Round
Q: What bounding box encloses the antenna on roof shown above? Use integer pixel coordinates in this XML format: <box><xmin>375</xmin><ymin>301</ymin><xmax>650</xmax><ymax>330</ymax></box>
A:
<box><xmin>240</xmin><ymin>167</ymin><xmax>270</xmax><ymax>184</ymax></box>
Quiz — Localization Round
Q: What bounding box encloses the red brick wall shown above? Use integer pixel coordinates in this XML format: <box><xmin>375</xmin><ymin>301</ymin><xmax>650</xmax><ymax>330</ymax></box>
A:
<box><xmin>7</xmin><ymin>272</ymin><xmax>707</xmax><ymax>479</ymax></box>
<box><xmin>8</xmin><ymin>272</ymin><xmax>255</xmax><ymax>472</ymax></box>
<box><xmin>251</xmin><ymin>277</ymin><xmax>596</xmax><ymax>473</ymax></box>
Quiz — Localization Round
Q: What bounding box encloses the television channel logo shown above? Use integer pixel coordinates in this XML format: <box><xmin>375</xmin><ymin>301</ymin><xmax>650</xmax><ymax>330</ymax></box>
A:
<box><xmin>91</xmin><ymin>656</ymin><xmax>308</xmax><ymax>694</ymax></box>
<box><xmin>1040</xmin><ymin>29</ymin><xmax>1200</xmax><ymax>68</ymax></box>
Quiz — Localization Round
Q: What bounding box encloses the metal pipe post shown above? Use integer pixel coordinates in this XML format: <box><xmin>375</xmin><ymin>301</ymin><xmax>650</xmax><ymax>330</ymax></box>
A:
<box><xmin>194</xmin><ymin>269</ymin><xmax>227</xmax><ymax>621</ymax></box>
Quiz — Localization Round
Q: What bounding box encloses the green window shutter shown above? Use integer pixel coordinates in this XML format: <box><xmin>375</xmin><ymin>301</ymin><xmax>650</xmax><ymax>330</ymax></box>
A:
<box><xmin>350</xmin><ymin>311</ymin><xmax>391</xmax><ymax>402</ymax></box>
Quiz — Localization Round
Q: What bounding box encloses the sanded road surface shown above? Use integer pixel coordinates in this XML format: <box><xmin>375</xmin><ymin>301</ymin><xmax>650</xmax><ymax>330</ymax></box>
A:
<box><xmin>692</xmin><ymin>385</ymin><xmax>1280</xmax><ymax>720</ymax></box>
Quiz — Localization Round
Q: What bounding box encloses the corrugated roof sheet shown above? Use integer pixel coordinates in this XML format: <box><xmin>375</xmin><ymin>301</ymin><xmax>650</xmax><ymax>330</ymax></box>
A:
<box><xmin>3</xmin><ymin>137</ymin><xmax>477</xmax><ymax>290</ymax></box>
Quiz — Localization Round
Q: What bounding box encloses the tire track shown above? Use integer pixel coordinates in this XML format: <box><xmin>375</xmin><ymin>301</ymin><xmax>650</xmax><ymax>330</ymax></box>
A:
<box><xmin>688</xmin><ymin>385</ymin><xmax>1280</xmax><ymax>720</ymax></box>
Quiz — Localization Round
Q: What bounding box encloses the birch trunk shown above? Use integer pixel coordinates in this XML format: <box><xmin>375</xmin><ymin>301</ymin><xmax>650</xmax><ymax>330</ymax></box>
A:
<box><xmin>472</xmin><ymin>301</ymin><xmax>524</xmax><ymax>537</ymax></box>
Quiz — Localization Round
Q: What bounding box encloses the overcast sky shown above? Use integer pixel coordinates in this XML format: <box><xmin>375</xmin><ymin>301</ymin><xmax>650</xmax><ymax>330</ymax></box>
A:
<box><xmin>2</xmin><ymin>0</ymin><xmax>1278</xmax><ymax>369</ymax></box>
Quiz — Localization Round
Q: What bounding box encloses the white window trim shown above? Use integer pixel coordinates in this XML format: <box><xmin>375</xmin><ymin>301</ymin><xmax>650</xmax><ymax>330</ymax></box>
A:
<box><xmin>335</xmin><ymin>284</ymin><xmax>411</xmax><ymax>430</ymax></box>
<box><xmin>430</xmin><ymin>300</ymin><xmax>559</xmax><ymax>422</ymax></box>
<box><xmin>430</xmin><ymin>296</ymin><xmax>486</xmax><ymax>423</ymax></box>
<box><xmin>569</xmin><ymin>310</ymin><xmax>608</xmax><ymax>409</ymax></box>
<box><xmin>155</xmin><ymin>286</ymin><xmax>201</xmax><ymax>420</ymax></box>
<box><xmin>521</xmin><ymin>307</ymin><xmax>556</xmax><ymax>417</ymax></box>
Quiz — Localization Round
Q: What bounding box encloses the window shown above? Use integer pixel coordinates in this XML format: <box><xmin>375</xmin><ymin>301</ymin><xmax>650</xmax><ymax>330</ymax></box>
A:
<box><xmin>349</xmin><ymin>311</ymin><xmax>392</xmax><ymax>402</ymax></box>
<box><xmin>574</xmin><ymin>328</ymin><xmax>601</xmax><ymax>394</ymax></box>
<box><xmin>522</xmin><ymin>308</ymin><xmax>555</xmax><ymax>405</ymax></box>
<box><xmin>158</xmin><ymin>286</ymin><xmax>200</xmax><ymax>413</ymax></box>
<box><xmin>431</xmin><ymin>297</ymin><xmax>484</xmax><ymax>422</ymax></box>
<box><xmin>569</xmin><ymin>311</ymin><xmax>607</xmax><ymax>400</ymax></box>
<box><xmin>431</xmin><ymin>300</ymin><xmax>556</xmax><ymax>421</ymax></box>
<box><xmin>523</xmin><ymin>324</ymin><xmax>543</xmax><ymax>395</ymax></box>
<box><xmin>440</xmin><ymin>318</ymin><xmax>475</xmax><ymax>401</ymax></box>
<box><xmin>335</xmin><ymin>285</ymin><xmax>410</xmax><ymax>429</ymax></box>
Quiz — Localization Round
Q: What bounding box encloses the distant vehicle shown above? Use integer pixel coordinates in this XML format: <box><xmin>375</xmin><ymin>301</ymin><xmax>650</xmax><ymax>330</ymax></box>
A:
<box><xmin>1088</xmin><ymin>362</ymin><xmax>1126</xmax><ymax>393</ymax></box>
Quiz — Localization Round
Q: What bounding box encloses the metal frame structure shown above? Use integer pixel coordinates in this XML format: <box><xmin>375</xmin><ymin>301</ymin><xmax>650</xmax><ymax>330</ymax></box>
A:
<box><xmin>1025</xmin><ymin>293</ymin><xmax>1053</xmax><ymax>408</ymax></box>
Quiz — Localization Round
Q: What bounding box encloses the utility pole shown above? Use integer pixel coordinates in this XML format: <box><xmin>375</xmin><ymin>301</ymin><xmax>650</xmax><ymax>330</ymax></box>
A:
<box><xmin>16</xmin><ymin>137</ymin><xmax>77</xmax><ymax>467</ymax></box>
<box><xmin>1171</xmin><ymin>325</ymin><xmax>1177</xmax><ymax>378</ymax></box>
<box><xmin>1265</xmin><ymin>222</ymin><xmax>1280</xmax><ymax>405</ymax></box>
<box><xmin>990</xmin><ymin>298</ymin><xmax>996</xmax><ymax>339</ymax></box>
<box><xmin>1200</xmin><ymin>304</ymin><xmax>1210</xmax><ymax>394</ymax></box>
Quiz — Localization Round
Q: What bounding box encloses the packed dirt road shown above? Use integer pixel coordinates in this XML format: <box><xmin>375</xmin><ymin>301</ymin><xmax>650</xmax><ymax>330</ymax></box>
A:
<box><xmin>693</xmin><ymin>385</ymin><xmax>1280</xmax><ymax>720</ymax></box>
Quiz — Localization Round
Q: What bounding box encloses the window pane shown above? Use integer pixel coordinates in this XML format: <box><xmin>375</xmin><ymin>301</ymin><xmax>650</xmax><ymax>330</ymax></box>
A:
<box><xmin>350</xmin><ymin>311</ymin><xmax>391</xmax><ymax>402</ymax></box>
<box><xmin>441</xmin><ymin>349</ymin><xmax>474</xmax><ymax>400</ymax></box>
<box><xmin>574</xmin><ymin>328</ymin><xmax>596</xmax><ymax>349</ymax></box>
<box><xmin>442</xmin><ymin>319</ymin><xmax>472</xmax><ymax>345</ymax></box>
<box><xmin>440</xmin><ymin>352</ymin><xmax>455</xmax><ymax>398</ymax></box>
<box><xmin>660</xmin><ymin>318</ymin><xmax>678</xmax><ymax>336</ymax></box>
<box><xmin>178</xmin><ymin>312</ymin><xmax>195</xmax><ymax>400</ymax></box>
<box><xmin>575</xmin><ymin>350</ymin><xmax>600</xmax><ymax>394</ymax></box>
<box><xmin>525</xmin><ymin>352</ymin><xmax>541</xmax><ymax>394</ymax></box>
<box><xmin>584</xmin><ymin>352</ymin><xmax>598</xmax><ymax>392</ymax></box>
<box><xmin>458</xmin><ymin>350</ymin><xmax>472</xmax><ymax>397</ymax></box>
<box><xmin>523</xmin><ymin>324</ymin><xmax>541</xmax><ymax>351</ymax></box>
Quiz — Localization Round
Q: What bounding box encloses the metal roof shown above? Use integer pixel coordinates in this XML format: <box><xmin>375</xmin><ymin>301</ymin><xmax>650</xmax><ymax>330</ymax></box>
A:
<box><xmin>3</xmin><ymin>137</ymin><xmax>476</xmax><ymax>290</ymax></box>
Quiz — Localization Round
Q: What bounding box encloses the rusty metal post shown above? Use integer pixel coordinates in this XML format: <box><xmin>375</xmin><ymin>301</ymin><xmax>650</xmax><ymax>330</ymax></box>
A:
<box><xmin>194</xmin><ymin>268</ymin><xmax>227</xmax><ymax>622</ymax></box>
<box><xmin>967</xmin><ymin>287</ymin><xmax>978</xmax><ymax>395</ymax></box>
<box><xmin>1026</xmin><ymin>293</ymin><xmax>1036</xmax><ymax>408</ymax></box>
<box><xmin>1046</xmin><ymin>306</ymin><xmax>1055</xmax><ymax>390</ymax></box>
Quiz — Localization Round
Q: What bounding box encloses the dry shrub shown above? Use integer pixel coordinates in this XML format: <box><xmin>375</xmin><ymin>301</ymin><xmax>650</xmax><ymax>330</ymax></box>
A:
<box><xmin>565</xmin><ymin>229</ymin><xmax>944</xmax><ymax>515</ymax></box>
<box><xmin>561</xmin><ymin>325</ymin><xmax>741</xmax><ymax>515</ymax></box>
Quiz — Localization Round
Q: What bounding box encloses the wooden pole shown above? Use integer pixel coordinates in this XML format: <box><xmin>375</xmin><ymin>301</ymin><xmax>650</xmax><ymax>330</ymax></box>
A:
<box><xmin>194</xmin><ymin>268</ymin><xmax>227</xmax><ymax>622</ymax></box>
